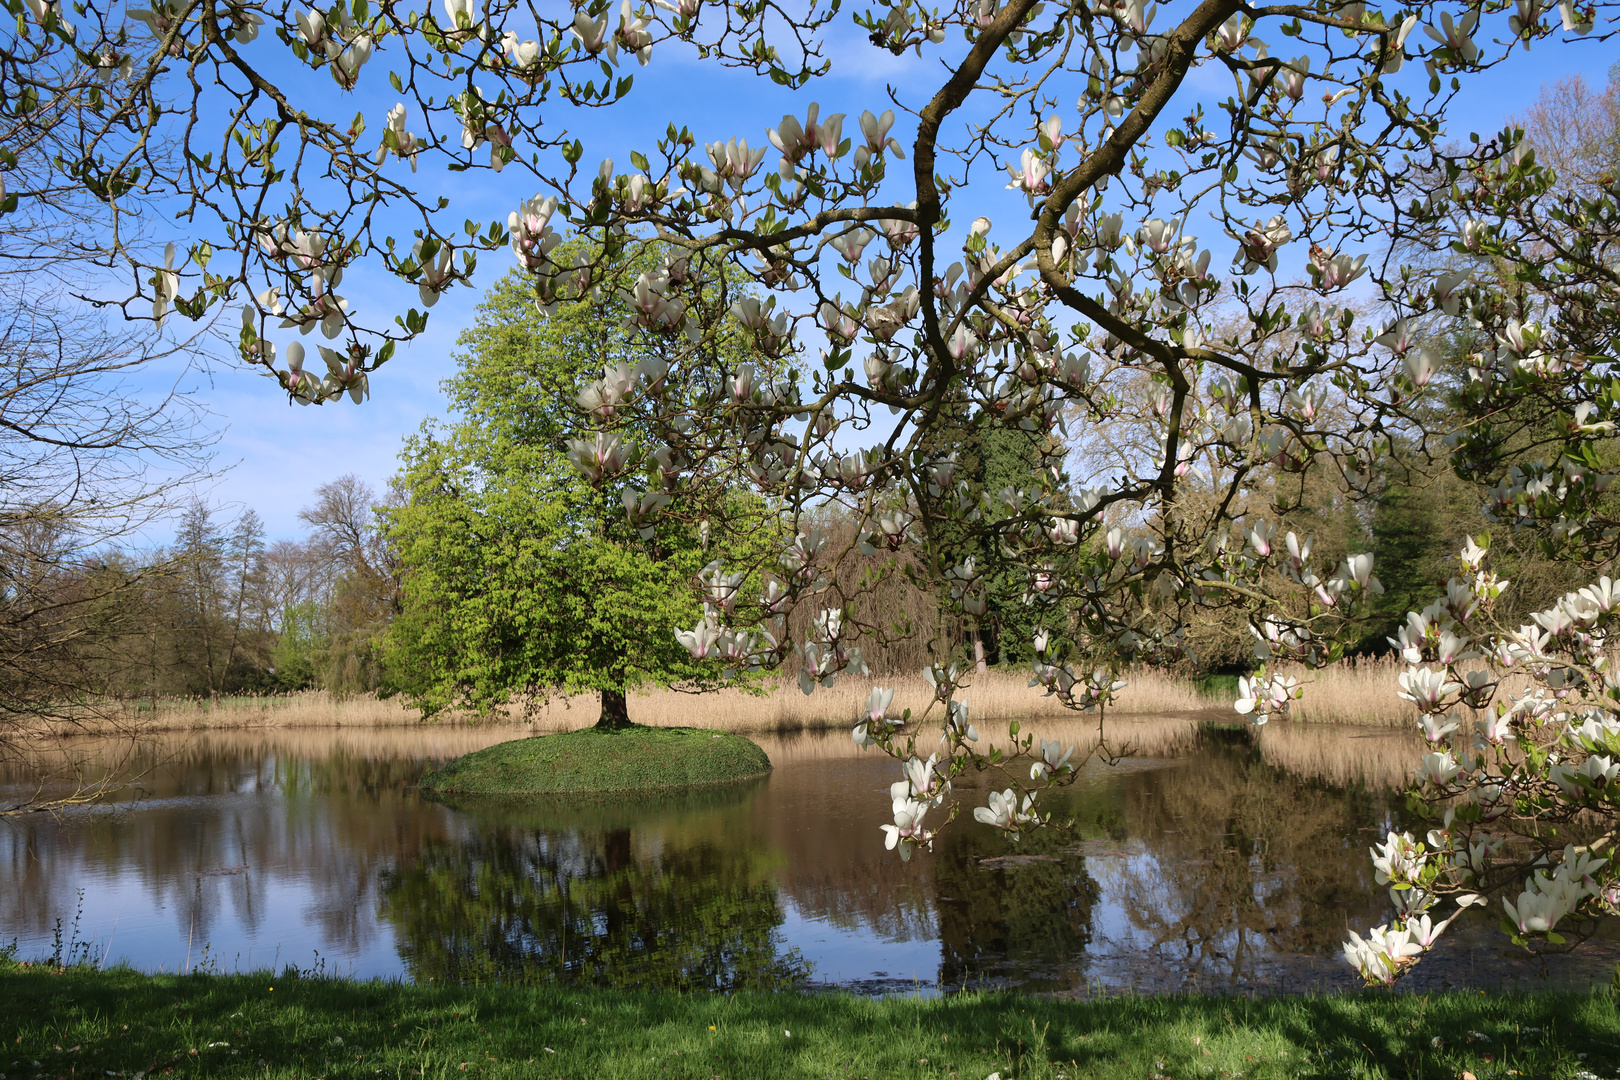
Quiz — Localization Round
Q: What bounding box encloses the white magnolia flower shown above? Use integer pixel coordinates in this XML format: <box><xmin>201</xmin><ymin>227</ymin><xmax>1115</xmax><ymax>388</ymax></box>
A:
<box><xmin>566</xmin><ymin>431</ymin><xmax>633</xmax><ymax>484</ymax></box>
<box><xmin>296</xmin><ymin>7</ymin><xmax>325</xmax><ymax>45</ymax></box>
<box><xmin>1342</xmin><ymin>924</ymin><xmax>1423</xmax><ymax>985</ymax></box>
<box><xmin>377</xmin><ymin>103</ymin><xmax>420</xmax><ymax>171</ymax></box>
<box><xmin>1029</xmin><ymin>739</ymin><xmax>1075</xmax><ymax>781</ymax></box>
<box><xmin>1234</xmin><ymin>674</ymin><xmax>1266</xmax><ymax>721</ymax></box>
<box><xmin>1504</xmin><ymin>886</ymin><xmax>1572</xmax><ymax>935</ymax></box>
<box><xmin>1316</xmin><ymin>252</ymin><xmax>1368</xmax><ymax>289</ymax></box>
<box><xmin>1417</xmin><ymin>750</ymin><xmax>1461</xmax><ymax>787</ymax></box>
<box><xmin>944</xmin><ymin>698</ymin><xmax>978</xmax><ymax>743</ymax></box>
<box><xmin>895</xmin><ymin>753</ymin><xmax>948</xmax><ymax>805</ymax></box>
<box><xmin>1370</xmin><ymin>830</ymin><xmax>1423</xmax><ymax>887</ymax></box>
<box><xmin>1424</xmin><ymin>8</ymin><xmax>1480</xmax><ymax>63</ymax></box>
<box><xmin>1398</xmin><ymin>667</ymin><xmax>1459</xmax><ymax>710</ymax></box>
<box><xmin>973</xmin><ymin>788</ymin><xmax>1035</xmax><ymax>834</ymax></box>
<box><xmin>1421</xmin><ymin>714</ymin><xmax>1458</xmax><ymax>744</ymax></box>
<box><xmin>443</xmin><ymin>0</ymin><xmax>478</xmax><ymax>31</ymax></box>
<box><xmin>151</xmin><ymin>242</ymin><xmax>179</xmax><ymax>326</ymax></box>
<box><xmin>327</xmin><ymin>33</ymin><xmax>373</xmax><ymax>89</ymax></box>
<box><xmin>412</xmin><ymin>239</ymin><xmax>453</xmax><ymax>307</ymax></box>
<box><xmin>880</xmin><ymin>797</ymin><xmax>933</xmax><ymax>860</ymax></box>
<box><xmin>675</xmin><ymin>617</ymin><xmax>720</xmax><ymax>659</ymax></box>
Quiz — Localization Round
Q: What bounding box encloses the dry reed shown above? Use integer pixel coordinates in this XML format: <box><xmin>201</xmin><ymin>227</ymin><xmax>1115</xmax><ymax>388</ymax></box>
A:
<box><xmin>1275</xmin><ymin>656</ymin><xmax>1415</xmax><ymax>727</ymax></box>
<box><xmin>45</xmin><ymin>657</ymin><xmax>1432</xmax><ymax>737</ymax></box>
<box><xmin>511</xmin><ymin>667</ymin><xmax>1214</xmax><ymax>735</ymax></box>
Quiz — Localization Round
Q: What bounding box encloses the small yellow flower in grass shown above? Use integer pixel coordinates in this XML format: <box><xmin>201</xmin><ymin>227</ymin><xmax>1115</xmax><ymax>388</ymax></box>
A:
<box><xmin>709</xmin><ymin>1025</ymin><xmax>716</xmax><ymax>1031</ymax></box>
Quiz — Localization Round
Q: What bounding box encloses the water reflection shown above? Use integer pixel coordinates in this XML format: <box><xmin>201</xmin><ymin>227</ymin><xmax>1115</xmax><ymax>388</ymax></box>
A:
<box><xmin>2</xmin><ymin>721</ymin><xmax>1616</xmax><ymax>992</ymax></box>
<box><xmin>382</xmin><ymin>787</ymin><xmax>809</xmax><ymax>990</ymax></box>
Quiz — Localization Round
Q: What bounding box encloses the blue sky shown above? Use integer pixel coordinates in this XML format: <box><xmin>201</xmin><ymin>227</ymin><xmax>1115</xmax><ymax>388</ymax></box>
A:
<box><xmin>155</xmin><ymin>15</ymin><xmax>1617</xmax><ymax>540</ymax></box>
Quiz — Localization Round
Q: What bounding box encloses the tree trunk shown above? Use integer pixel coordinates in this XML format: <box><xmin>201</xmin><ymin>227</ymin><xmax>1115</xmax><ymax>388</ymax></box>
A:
<box><xmin>973</xmin><ymin>632</ymin><xmax>988</xmax><ymax>677</ymax></box>
<box><xmin>596</xmin><ymin>686</ymin><xmax>632</xmax><ymax>730</ymax></box>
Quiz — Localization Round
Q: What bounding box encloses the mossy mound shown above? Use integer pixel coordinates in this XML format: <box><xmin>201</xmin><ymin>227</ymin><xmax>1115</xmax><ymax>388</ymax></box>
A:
<box><xmin>418</xmin><ymin>725</ymin><xmax>771</xmax><ymax>795</ymax></box>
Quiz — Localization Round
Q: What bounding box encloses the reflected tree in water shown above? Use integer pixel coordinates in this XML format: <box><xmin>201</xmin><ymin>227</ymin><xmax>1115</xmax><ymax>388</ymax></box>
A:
<box><xmin>932</xmin><ymin>803</ymin><xmax>1100</xmax><ymax>991</ymax></box>
<box><xmin>1096</xmin><ymin>730</ymin><xmax>1401</xmax><ymax>986</ymax></box>
<box><xmin>379</xmin><ymin>817</ymin><xmax>808</xmax><ymax>991</ymax></box>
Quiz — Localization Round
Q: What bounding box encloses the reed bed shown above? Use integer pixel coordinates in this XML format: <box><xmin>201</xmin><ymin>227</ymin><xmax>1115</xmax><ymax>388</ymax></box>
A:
<box><xmin>601</xmin><ymin>668</ymin><xmax>1213</xmax><ymax>735</ymax></box>
<box><xmin>1273</xmin><ymin>656</ymin><xmax>1414</xmax><ymax>727</ymax></box>
<box><xmin>41</xmin><ymin>657</ymin><xmax>1430</xmax><ymax>737</ymax></box>
<box><xmin>21</xmin><ymin>691</ymin><xmax>427</xmax><ymax>736</ymax></box>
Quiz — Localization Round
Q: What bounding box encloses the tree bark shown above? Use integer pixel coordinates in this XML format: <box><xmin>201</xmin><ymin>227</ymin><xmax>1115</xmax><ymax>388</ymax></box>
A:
<box><xmin>596</xmin><ymin>686</ymin><xmax>632</xmax><ymax>729</ymax></box>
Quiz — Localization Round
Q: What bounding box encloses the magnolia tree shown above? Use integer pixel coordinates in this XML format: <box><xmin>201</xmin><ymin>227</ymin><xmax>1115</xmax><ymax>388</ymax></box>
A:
<box><xmin>4</xmin><ymin>0</ymin><xmax>1619</xmax><ymax>983</ymax></box>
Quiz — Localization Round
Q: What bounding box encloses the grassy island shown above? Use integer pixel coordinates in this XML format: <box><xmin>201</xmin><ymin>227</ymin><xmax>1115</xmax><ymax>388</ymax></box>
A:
<box><xmin>4</xmin><ymin>963</ymin><xmax>1619</xmax><ymax>1079</ymax></box>
<box><xmin>418</xmin><ymin>724</ymin><xmax>771</xmax><ymax>795</ymax></box>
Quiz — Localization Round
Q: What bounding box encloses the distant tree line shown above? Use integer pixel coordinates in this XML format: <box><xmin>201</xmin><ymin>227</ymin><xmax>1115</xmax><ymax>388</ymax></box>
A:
<box><xmin>55</xmin><ymin>476</ymin><xmax>402</xmax><ymax>709</ymax></box>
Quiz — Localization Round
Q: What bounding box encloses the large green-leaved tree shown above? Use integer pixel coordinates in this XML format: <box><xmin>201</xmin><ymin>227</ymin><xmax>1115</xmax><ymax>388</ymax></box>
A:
<box><xmin>384</xmin><ymin>262</ymin><xmax>771</xmax><ymax>727</ymax></box>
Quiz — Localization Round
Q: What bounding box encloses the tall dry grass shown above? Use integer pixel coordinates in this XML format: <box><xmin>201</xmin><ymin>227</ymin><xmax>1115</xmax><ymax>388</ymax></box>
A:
<box><xmin>31</xmin><ymin>692</ymin><xmax>431</xmax><ymax>736</ymax></box>
<box><xmin>53</xmin><ymin>656</ymin><xmax>1431</xmax><ymax>736</ymax></box>
<box><xmin>1274</xmin><ymin>657</ymin><xmax>1414</xmax><ymax>727</ymax></box>
<box><xmin>516</xmin><ymin>667</ymin><xmax>1214</xmax><ymax>735</ymax></box>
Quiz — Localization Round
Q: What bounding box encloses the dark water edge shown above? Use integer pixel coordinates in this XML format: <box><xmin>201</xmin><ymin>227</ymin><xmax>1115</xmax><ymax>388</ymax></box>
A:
<box><xmin>3</xmin><ymin>721</ymin><xmax>1617</xmax><ymax>996</ymax></box>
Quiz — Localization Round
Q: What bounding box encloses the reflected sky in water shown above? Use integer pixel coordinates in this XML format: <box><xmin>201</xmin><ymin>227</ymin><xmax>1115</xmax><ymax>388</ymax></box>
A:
<box><xmin>3</xmin><ymin>721</ymin><xmax>1618</xmax><ymax>994</ymax></box>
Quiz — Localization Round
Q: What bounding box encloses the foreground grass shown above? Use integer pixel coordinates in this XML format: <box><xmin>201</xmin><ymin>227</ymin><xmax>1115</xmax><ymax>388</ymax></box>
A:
<box><xmin>4</xmin><ymin>965</ymin><xmax>1619</xmax><ymax>1080</ymax></box>
<box><xmin>419</xmin><ymin>725</ymin><xmax>771</xmax><ymax>794</ymax></box>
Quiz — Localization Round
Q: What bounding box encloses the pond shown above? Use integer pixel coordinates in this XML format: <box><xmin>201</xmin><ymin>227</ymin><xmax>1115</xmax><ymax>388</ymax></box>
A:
<box><xmin>3</xmin><ymin>719</ymin><xmax>1618</xmax><ymax>995</ymax></box>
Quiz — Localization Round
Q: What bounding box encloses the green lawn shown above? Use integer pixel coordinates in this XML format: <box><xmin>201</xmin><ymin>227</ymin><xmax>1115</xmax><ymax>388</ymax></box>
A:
<box><xmin>418</xmin><ymin>725</ymin><xmax>771</xmax><ymax>795</ymax></box>
<box><xmin>3</xmin><ymin>963</ymin><xmax>1619</xmax><ymax>1079</ymax></box>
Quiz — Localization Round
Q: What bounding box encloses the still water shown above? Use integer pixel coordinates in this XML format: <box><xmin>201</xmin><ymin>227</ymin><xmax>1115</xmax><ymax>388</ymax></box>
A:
<box><xmin>3</xmin><ymin>719</ymin><xmax>1618</xmax><ymax>994</ymax></box>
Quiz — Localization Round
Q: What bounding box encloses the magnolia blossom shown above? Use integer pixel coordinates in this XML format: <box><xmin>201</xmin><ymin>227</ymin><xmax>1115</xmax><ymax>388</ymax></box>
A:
<box><xmin>893</xmin><ymin>753</ymin><xmax>948</xmax><ymax>805</ymax></box>
<box><xmin>973</xmin><ymin>788</ymin><xmax>1035</xmax><ymax>835</ymax></box>
<box><xmin>316</xmin><ymin>345</ymin><xmax>369</xmax><ymax>404</ymax></box>
<box><xmin>1342</xmin><ymin>924</ymin><xmax>1423</xmax><ymax>985</ymax></box>
<box><xmin>701</xmin><ymin>559</ymin><xmax>747</xmax><ymax>613</ymax></box>
<box><xmin>281</xmin><ymin>341</ymin><xmax>321</xmax><ymax>401</ymax></box>
<box><xmin>768</xmin><ymin>103</ymin><xmax>845</xmax><ymax>163</ymax></box>
<box><xmin>675</xmin><ymin>616</ymin><xmax>720</xmax><ymax>659</ymax></box>
<box><xmin>1417</xmin><ymin>750</ymin><xmax>1462</xmax><ymax>787</ymax></box>
<box><xmin>1029</xmin><ymin>739</ymin><xmax>1075</xmax><ymax>781</ymax></box>
<box><xmin>296</xmin><ymin>7</ymin><xmax>325</xmax><ymax>45</ymax></box>
<box><xmin>1420</xmin><ymin>713</ymin><xmax>1459</xmax><ymax>746</ymax></box>
<box><xmin>327</xmin><ymin>33</ymin><xmax>373</xmax><ymax>89</ymax></box>
<box><xmin>1315</xmin><ymin>251</ymin><xmax>1368</xmax><ymax>290</ymax></box>
<box><xmin>413</xmin><ymin>240</ymin><xmax>453</xmax><ymax>307</ymax></box>
<box><xmin>151</xmin><ymin>242</ymin><xmax>179</xmax><ymax>326</ymax></box>
<box><xmin>1005</xmin><ymin>148</ymin><xmax>1051</xmax><ymax>200</ymax></box>
<box><xmin>376</xmin><ymin>104</ymin><xmax>420</xmax><ymax>171</ymax></box>
<box><xmin>858</xmin><ymin>109</ymin><xmax>904</xmax><ymax>158</ymax></box>
<box><xmin>1504</xmin><ymin>885</ymin><xmax>1574</xmax><ymax>935</ymax></box>
<box><xmin>1247</xmin><ymin>520</ymin><xmax>1275</xmax><ymax>558</ymax></box>
<box><xmin>1398</xmin><ymin>666</ymin><xmax>1459</xmax><ymax>710</ymax></box>
<box><xmin>943</xmin><ymin>698</ymin><xmax>978</xmax><ymax>744</ymax></box>
<box><xmin>864</xmin><ymin>687</ymin><xmax>894</xmax><ymax>725</ymax></box>
<box><xmin>1424</xmin><ymin>8</ymin><xmax>1480</xmax><ymax>63</ymax></box>
<box><xmin>566</xmin><ymin>431</ymin><xmax>633</xmax><ymax>484</ymax></box>
<box><xmin>880</xmin><ymin>798</ymin><xmax>933</xmax><ymax>860</ymax></box>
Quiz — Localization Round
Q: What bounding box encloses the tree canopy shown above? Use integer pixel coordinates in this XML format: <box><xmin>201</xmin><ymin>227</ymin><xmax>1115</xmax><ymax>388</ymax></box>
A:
<box><xmin>385</xmin><ymin>262</ymin><xmax>774</xmax><ymax>725</ymax></box>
